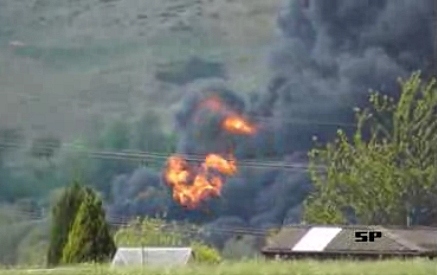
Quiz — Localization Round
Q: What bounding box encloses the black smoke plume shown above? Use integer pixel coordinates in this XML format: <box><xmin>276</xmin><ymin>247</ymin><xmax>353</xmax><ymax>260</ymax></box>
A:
<box><xmin>108</xmin><ymin>0</ymin><xmax>434</xmax><ymax>239</ymax></box>
<box><xmin>254</xmin><ymin>0</ymin><xmax>434</xmax><ymax>153</ymax></box>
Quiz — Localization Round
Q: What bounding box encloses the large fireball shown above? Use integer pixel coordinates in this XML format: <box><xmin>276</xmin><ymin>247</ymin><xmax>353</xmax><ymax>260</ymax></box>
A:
<box><xmin>163</xmin><ymin>95</ymin><xmax>256</xmax><ymax>209</ymax></box>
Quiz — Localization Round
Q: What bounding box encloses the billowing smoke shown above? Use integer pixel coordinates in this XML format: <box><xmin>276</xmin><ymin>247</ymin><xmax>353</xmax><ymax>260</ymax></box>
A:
<box><xmin>251</xmin><ymin>0</ymin><xmax>434</xmax><ymax>153</ymax></box>
<box><xmin>174</xmin><ymin>78</ymin><xmax>247</xmax><ymax>156</ymax></box>
<box><xmin>108</xmin><ymin>0</ymin><xmax>434</xmax><ymax>240</ymax></box>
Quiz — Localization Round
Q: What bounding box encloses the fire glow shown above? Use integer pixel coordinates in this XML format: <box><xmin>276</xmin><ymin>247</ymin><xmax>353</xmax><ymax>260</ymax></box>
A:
<box><xmin>163</xmin><ymin>96</ymin><xmax>256</xmax><ymax>209</ymax></box>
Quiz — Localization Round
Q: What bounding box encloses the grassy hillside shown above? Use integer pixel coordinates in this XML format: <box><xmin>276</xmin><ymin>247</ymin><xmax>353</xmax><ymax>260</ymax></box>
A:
<box><xmin>0</xmin><ymin>0</ymin><xmax>282</xmax><ymax>139</ymax></box>
<box><xmin>0</xmin><ymin>260</ymin><xmax>435</xmax><ymax>275</ymax></box>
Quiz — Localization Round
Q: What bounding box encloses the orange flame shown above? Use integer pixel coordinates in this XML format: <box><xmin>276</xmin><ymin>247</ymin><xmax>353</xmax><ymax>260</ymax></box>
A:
<box><xmin>204</xmin><ymin>154</ymin><xmax>237</xmax><ymax>176</ymax></box>
<box><xmin>164</xmin><ymin>154</ymin><xmax>237</xmax><ymax>209</ymax></box>
<box><xmin>222</xmin><ymin>115</ymin><xmax>256</xmax><ymax>135</ymax></box>
<box><xmin>163</xmin><ymin>95</ymin><xmax>257</xmax><ymax>209</ymax></box>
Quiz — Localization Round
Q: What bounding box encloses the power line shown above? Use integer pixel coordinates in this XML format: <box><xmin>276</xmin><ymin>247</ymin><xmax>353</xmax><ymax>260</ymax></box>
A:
<box><xmin>0</xmin><ymin>141</ymin><xmax>325</xmax><ymax>171</ymax></box>
<box><xmin>109</xmin><ymin>217</ymin><xmax>269</xmax><ymax>236</ymax></box>
<box><xmin>0</xmin><ymin>208</ymin><xmax>274</xmax><ymax>237</ymax></box>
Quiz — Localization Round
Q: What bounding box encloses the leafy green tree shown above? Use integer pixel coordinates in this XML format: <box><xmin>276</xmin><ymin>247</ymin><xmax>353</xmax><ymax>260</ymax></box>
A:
<box><xmin>46</xmin><ymin>180</ymin><xmax>87</xmax><ymax>266</ymax></box>
<box><xmin>304</xmin><ymin>72</ymin><xmax>437</xmax><ymax>225</ymax></box>
<box><xmin>61</xmin><ymin>190</ymin><xmax>116</xmax><ymax>264</ymax></box>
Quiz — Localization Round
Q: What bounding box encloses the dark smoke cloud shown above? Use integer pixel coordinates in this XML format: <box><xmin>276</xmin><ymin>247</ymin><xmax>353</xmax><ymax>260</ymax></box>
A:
<box><xmin>109</xmin><ymin>0</ymin><xmax>434</xmax><ymax>240</ymax></box>
<box><xmin>109</xmin><ymin>168</ymin><xmax>170</xmax><ymax>219</ymax></box>
<box><xmin>174</xmin><ymin>78</ymin><xmax>246</xmax><ymax>156</ymax></box>
<box><xmin>255</xmin><ymin>0</ymin><xmax>433</xmax><ymax>152</ymax></box>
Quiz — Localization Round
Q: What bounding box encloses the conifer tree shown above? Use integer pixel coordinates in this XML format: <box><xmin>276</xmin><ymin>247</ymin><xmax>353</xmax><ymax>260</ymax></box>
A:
<box><xmin>47</xmin><ymin>180</ymin><xmax>87</xmax><ymax>266</ymax></box>
<box><xmin>62</xmin><ymin>190</ymin><xmax>116</xmax><ymax>264</ymax></box>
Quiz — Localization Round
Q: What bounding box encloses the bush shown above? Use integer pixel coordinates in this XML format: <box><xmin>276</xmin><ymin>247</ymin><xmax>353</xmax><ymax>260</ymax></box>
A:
<box><xmin>191</xmin><ymin>241</ymin><xmax>222</xmax><ymax>264</ymax></box>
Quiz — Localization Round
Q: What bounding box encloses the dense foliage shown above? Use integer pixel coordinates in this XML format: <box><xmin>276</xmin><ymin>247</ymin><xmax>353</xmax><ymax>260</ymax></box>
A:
<box><xmin>47</xmin><ymin>181</ymin><xmax>89</xmax><ymax>266</ymax></box>
<box><xmin>304</xmin><ymin>72</ymin><xmax>437</xmax><ymax>225</ymax></box>
<box><xmin>62</xmin><ymin>190</ymin><xmax>115</xmax><ymax>264</ymax></box>
<box><xmin>0</xmin><ymin>110</ymin><xmax>174</xmax><ymax>202</ymax></box>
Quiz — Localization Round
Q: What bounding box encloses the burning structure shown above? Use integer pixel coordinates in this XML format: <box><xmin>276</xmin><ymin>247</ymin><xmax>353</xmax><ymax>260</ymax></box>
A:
<box><xmin>109</xmin><ymin>0</ymin><xmax>435</xmax><ymax>241</ymax></box>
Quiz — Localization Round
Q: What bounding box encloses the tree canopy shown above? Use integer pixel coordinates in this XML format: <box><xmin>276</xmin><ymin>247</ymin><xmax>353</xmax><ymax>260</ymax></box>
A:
<box><xmin>304</xmin><ymin>72</ymin><xmax>437</xmax><ymax>226</ymax></box>
<box><xmin>61</xmin><ymin>189</ymin><xmax>115</xmax><ymax>264</ymax></box>
<box><xmin>46</xmin><ymin>180</ymin><xmax>90</xmax><ymax>266</ymax></box>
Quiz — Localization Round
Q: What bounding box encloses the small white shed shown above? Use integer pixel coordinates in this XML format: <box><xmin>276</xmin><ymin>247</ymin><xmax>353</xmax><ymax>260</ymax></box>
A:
<box><xmin>111</xmin><ymin>247</ymin><xmax>192</xmax><ymax>267</ymax></box>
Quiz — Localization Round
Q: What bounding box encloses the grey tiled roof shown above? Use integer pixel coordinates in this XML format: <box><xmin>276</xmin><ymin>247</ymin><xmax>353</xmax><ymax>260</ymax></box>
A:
<box><xmin>262</xmin><ymin>225</ymin><xmax>437</xmax><ymax>254</ymax></box>
<box><xmin>265</xmin><ymin>227</ymin><xmax>309</xmax><ymax>250</ymax></box>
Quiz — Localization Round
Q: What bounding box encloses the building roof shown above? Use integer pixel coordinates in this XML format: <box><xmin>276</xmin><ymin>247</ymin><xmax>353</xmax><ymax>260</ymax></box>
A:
<box><xmin>262</xmin><ymin>225</ymin><xmax>437</xmax><ymax>256</ymax></box>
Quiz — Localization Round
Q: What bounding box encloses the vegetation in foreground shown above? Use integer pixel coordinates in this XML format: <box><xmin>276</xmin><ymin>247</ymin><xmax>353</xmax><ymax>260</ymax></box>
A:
<box><xmin>0</xmin><ymin>259</ymin><xmax>435</xmax><ymax>275</ymax></box>
<box><xmin>305</xmin><ymin>72</ymin><xmax>437</xmax><ymax>225</ymax></box>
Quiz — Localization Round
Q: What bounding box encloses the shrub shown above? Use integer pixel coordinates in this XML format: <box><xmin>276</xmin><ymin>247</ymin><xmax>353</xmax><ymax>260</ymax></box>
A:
<box><xmin>191</xmin><ymin>241</ymin><xmax>222</xmax><ymax>264</ymax></box>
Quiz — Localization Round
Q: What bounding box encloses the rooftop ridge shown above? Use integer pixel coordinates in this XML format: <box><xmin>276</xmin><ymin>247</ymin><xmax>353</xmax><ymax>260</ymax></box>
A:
<box><xmin>373</xmin><ymin>226</ymin><xmax>425</xmax><ymax>252</ymax></box>
<box><xmin>282</xmin><ymin>224</ymin><xmax>437</xmax><ymax>231</ymax></box>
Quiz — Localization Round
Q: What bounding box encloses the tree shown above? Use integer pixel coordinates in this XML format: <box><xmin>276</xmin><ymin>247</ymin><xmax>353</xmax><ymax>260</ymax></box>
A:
<box><xmin>61</xmin><ymin>190</ymin><xmax>116</xmax><ymax>264</ymax></box>
<box><xmin>304</xmin><ymin>72</ymin><xmax>437</xmax><ymax>225</ymax></box>
<box><xmin>46</xmin><ymin>180</ymin><xmax>87</xmax><ymax>266</ymax></box>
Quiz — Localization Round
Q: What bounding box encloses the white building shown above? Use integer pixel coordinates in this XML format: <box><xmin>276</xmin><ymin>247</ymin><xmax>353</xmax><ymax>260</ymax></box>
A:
<box><xmin>111</xmin><ymin>247</ymin><xmax>192</xmax><ymax>267</ymax></box>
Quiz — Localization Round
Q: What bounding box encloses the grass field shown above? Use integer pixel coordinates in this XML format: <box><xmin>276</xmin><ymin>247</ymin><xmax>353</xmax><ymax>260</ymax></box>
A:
<box><xmin>0</xmin><ymin>260</ymin><xmax>435</xmax><ymax>275</ymax></box>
